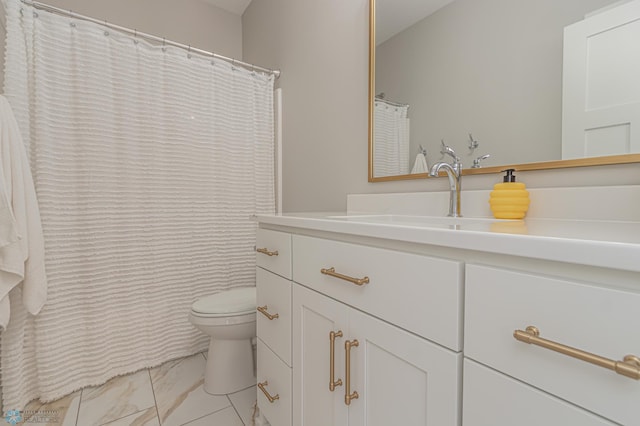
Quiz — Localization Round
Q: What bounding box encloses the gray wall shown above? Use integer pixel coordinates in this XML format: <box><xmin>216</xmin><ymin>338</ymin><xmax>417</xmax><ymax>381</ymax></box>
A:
<box><xmin>376</xmin><ymin>0</ymin><xmax>619</xmax><ymax>170</ymax></box>
<box><xmin>0</xmin><ymin>0</ymin><xmax>242</xmax><ymax>84</ymax></box>
<box><xmin>243</xmin><ymin>0</ymin><xmax>640</xmax><ymax>212</ymax></box>
<box><xmin>243</xmin><ymin>0</ymin><xmax>371</xmax><ymax>212</ymax></box>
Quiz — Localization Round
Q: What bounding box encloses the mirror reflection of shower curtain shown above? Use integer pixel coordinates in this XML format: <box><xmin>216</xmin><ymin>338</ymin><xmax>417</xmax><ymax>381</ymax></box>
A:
<box><xmin>374</xmin><ymin>100</ymin><xmax>410</xmax><ymax>176</ymax></box>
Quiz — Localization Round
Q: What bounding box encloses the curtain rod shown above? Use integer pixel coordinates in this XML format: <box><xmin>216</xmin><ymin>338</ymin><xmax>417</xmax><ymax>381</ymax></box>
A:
<box><xmin>374</xmin><ymin>96</ymin><xmax>409</xmax><ymax>109</ymax></box>
<box><xmin>19</xmin><ymin>0</ymin><xmax>281</xmax><ymax>79</ymax></box>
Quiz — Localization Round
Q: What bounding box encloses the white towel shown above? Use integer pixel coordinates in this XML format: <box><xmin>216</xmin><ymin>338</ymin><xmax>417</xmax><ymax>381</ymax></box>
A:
<box><xmin>0</xmin><ymin>95</ymin><xmax>47</xmax><ymax>330</ymax></box>
<box><xmin>411</xmin><ymin>153</ymin><xmax>429</xmax><ymax>174</ymax></box>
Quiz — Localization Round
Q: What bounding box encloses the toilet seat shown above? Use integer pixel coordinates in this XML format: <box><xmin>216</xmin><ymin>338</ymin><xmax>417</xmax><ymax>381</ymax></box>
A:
<box><xmin>189</xmin><ymin>310</ymin><xmax>256</xmax><ymax>327</ymax></box>
<box><xmin>191</xmin><ymin>286</ymin><xmax>256</xmax><ymax>317</ymax></box>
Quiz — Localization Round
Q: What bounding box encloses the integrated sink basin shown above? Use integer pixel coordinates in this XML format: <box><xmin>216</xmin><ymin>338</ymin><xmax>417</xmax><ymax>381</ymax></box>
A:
<box><xmin>327</xmin><ymin>214</ymin><xmax>506</xmax><ymax>228</ymax></box>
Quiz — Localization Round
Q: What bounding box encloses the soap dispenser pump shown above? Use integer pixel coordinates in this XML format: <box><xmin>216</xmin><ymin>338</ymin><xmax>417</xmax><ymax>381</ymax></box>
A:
<box><xmin>489</xmin><ymin>169</ymin><xmax>530</xmax><ymax>219</ymax></box>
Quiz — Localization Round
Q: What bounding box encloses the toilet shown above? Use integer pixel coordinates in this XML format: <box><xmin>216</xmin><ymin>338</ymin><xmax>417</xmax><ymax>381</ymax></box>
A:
<box><xmin>189</xmin><ymin>286</ymin><xmax>257</xmax><ymax>395</ymax></box>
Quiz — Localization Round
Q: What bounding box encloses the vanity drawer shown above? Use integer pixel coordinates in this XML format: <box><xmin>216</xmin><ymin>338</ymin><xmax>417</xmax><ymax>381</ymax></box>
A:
<box><xmin>464</xmin><ymin>264</ymin><xmax>640</xmax><ymax>426</ymax></box>
<box><xmin>257</xmin><ymin>267</ymin><xmax>292</xmax><ymax>366</ymax></box>
<box><xmin>463</xmin><ymin>359</ymin><xmax>616</xmax><ymax>426</ymax></box>
<box><xmin>292</xmin><ymin>235</ymin><xmax>463</xmax><ymax>351</ymax></box>
<box><xmin>257</xmin><ymin>339</ymin><xmax>292</xmax><ymax>426</ymax></box>
<box><xmin>256</xmin><ymin>229</ymin><xmax>292</xmax><ymax>279</ymax></box>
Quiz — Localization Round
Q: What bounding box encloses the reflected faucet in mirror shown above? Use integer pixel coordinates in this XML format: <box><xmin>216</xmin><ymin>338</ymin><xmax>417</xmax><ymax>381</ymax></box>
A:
<box><xmin>472</xmin><ymin>154</ymin><xmax>491</xmax><ymax>168</ymax></box>
<box><xmin>467</xmin><ymin>133</ymin><xmax>479</xmax><ymax>152</ymax></box>
<box><xmin>429</xmin><ymin>142</ymin><xmax>462</xmax><ymax>217</ymax></box>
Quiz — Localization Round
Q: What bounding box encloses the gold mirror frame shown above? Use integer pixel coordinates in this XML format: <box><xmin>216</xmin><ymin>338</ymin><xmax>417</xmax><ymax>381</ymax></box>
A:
<box><xmin>367</xmin><ymin>0</ymin><xmax>640</xmax><ymax>183</ymax></box>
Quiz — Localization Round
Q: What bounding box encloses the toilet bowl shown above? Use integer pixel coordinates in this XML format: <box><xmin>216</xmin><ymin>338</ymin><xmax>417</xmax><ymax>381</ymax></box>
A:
<box><xmin>189</xmin><ymin>286</ymin><xmax>257</xmax><ymax>395</ymax></box>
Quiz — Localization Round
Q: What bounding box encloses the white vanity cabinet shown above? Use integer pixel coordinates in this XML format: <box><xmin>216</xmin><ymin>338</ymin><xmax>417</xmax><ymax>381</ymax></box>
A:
<box><xmin>464</xmin><ymin>264</ymin><xmax>640</xmax><ymax>426</ymax></box>
<box><xmin>255</xmin><ymin>229</ymin><xmax>293</xmax><ymax>426</ymax></box>
<box><xmin>256</xmin><ymin>206</ymin><xmax>640</xmax><ymax>426</ymax></box>
<box><xmin>291</xmin><ymin>235</ymin><xmax>463</xmax><ymax>426</ymax></box>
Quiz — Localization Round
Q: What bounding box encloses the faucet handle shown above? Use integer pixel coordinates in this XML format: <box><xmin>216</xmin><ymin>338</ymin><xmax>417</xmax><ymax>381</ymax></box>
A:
<box><xmin>440</xmin><ymin>140</ymin><xmax>460</xmax><ymax>163</ymax></box>
<box><xmin>468</xmin><ymin>133</ymin><xmax>479</xmax><ymax>152</ymax></box>
<box><xmin>472</xmin><ymin>154</ymin><xmax>491</xmax><ymax>168</ymax></box>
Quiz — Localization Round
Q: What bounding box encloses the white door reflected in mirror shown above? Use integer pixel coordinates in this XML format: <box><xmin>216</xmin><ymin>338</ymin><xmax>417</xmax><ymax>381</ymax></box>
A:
<box><xmin>562</xmin><ymin>0</ymin><xmax>640</xmax><ymax>159</ymax></box>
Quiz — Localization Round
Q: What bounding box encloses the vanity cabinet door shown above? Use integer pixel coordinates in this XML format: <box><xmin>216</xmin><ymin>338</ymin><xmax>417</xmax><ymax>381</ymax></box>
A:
<box><xmin>293</xmin><ymin>284</ymin><xmax>350</xmax><ymax>426</ymax></box>
<box><xmin>293</xmin><ymin>283</ymin><xmax>461</xmax><ymax>426</ymax></box>
<box><xmin>348</xmin><ymin>309</ymin><xmax>461</xmax><ymax>426</ymax></box>
<box><xmin>463</xmin><ymin>359</ymin><xmax>616</xmax><ymax>426</ymax></box>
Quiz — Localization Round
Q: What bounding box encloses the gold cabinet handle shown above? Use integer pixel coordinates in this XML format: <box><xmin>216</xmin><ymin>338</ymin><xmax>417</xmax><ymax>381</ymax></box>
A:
<box><xmin>344</xmin><ymin>339</ymin><xmax>359</xmax><ymax>405</ymax></box>
<box><xmin>321</xmin><ymin>267</ymin><xmax>369</xmax><ymax>286</ymax></box>
<box><xmin>257</xmin><ymin>305</ymin><xmax>279</xmax><ymax>321</ymax></box>
<box><xmin>258</xmin><ymin>381</ymin><xmax>280</xmax><ymax>403</ymax></box>
<box><xmin>514</xmin><ymin>326</ymin><xmax>640</xmax><ymax>380</ymax></box>
<box><xmin>329</xmin><ymin>330</ymin><xmax>343</xmax><ymax>391</ymax></box>
<box><xmin>257</xmin><ymin>247</ymin><xmax>279</xmax><ymax>257</ymax></box>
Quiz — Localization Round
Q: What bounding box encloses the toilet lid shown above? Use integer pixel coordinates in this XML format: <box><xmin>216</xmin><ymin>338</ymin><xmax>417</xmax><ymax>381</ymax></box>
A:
<box><xmin>191</xmin><ymin>287</ymin><xmax>256</xmax><ymax>315</ymax></box>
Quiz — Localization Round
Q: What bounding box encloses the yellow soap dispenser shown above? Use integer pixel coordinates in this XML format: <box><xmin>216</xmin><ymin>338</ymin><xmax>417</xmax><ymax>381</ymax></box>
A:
<box><xmin>489</xmin><ymin>169</ymin><xmax>530</xmax><ymax>219</ymax></box>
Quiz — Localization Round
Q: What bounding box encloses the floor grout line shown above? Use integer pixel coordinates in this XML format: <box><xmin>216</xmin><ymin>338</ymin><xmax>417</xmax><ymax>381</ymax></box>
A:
<box><xmin>98</xmin><ymin>408</ymin><xmax>153</xmax><ymax>426</ymax></box>
<box><xmin>226</xmin><ymin>394</ymin><xmax>244</xmax><ymax>425</ymax></box>
<box><xmin>148</xmin><ymin>368</ymin><xmax>162</xmax><ymax>425</ymax></box>
<box><xmin>178</xmin><ymin>405</ymin><xmax>237</xmax><ymax>426</ymax></box>
<box><xmin>73</xmin><ymin>388</ymin><xmax>83</xmax><ymax>426</ymax></box>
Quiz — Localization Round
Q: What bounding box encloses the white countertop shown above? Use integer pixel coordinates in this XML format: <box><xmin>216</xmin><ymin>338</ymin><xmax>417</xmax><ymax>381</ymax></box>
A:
<box><xmin>256</xmin><ymin>212</ymin><xmax>640</xmax><ymax>273</ymax></box>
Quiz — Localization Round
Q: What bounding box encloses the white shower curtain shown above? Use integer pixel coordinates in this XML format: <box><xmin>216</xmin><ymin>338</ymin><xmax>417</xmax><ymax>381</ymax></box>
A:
<box><xmin>373</xmin><ymin>100</ymin><xmax>410</xmax><ymax>176</ymax></box>
<box><xmin>1</xmin><ymin>0</ymin><xmax>275</xmax><ymax>409</ymax></box>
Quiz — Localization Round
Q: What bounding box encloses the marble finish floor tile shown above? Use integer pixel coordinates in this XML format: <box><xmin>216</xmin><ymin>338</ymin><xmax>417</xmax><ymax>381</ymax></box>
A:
<box><xmin>22</xmin><ymin>390</ymin><xmax>81</xmax><ymax>426</ymax></box>
<box><xmin>150</xmin><ymin>353</ymin><xmax>232</xmax><ymax>426</ymax></box>
<box><xmin>77</xmin><ymin>369</ymin><xmax>156</xmax><ymax>426</ymax></box>
<box><xmin>102</xmin><ymin>407</ymin><xmax>160</xmax><ymax>426</ymax></box>
<box><xmin>228</xmin><ymin>386</ymin><xmax>257</xmax><ymax>425</ymax></box>
<box><xmin>181</xmin><ymin>406</ymin><xmax>244</xmax><ymax>426</ymax></box>
<box><xmin>14</xmin><ymin>352</ymin><xmax>254</xmax><ymax>426</ymax></box>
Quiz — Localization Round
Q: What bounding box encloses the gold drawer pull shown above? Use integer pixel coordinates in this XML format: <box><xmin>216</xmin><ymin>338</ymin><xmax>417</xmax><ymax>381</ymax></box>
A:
<box><xmin>257</xmin><ymin>247</ymin><xmax>279</xmax><ymax>257</ymax></box>
<box><xmin>257</xmin><ymin>305</ymin><xmax>279</xmax><ymax>321</ymax></box>
<box><xmin>329</xmin><ymin>330</ymin><xmax>343</xmax><ymax>391</ymax></box>
<box><xmin>258</xmin><ymin>381</ymin><xmax>280</xmax><ymax>403</ymax></box>
<box><xmin>344</xmin><ymin>339</ymin><xmax>359</xmax><ymax>405</ymax></box>
<box><xmin>514</xmin><ymin>326</ymin><xmax>640</xmax><ymax>380</ymax></box>
<box><xmin>321</xmin><ymin>267</ymin><xmax>369</xmax><ymax>286</ymax></box>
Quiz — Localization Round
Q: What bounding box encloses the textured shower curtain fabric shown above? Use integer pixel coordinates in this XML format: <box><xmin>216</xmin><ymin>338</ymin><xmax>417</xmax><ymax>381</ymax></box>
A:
<box><xmin>373</xmin><ymin>100</ymin><xmax>410</xmax><ymax>176</ymax></box>
<box><xmin>1</xmin><ymin>0</ymin><xmax>275</xmax><ymax>409</ymax></box>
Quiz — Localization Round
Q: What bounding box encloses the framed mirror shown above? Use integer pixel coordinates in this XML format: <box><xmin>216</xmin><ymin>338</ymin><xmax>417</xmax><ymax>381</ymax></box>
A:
<box><xmin>368</xmin><ymin>0</ymin><xmax>640</xmax><ymax>182</ymax></box>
